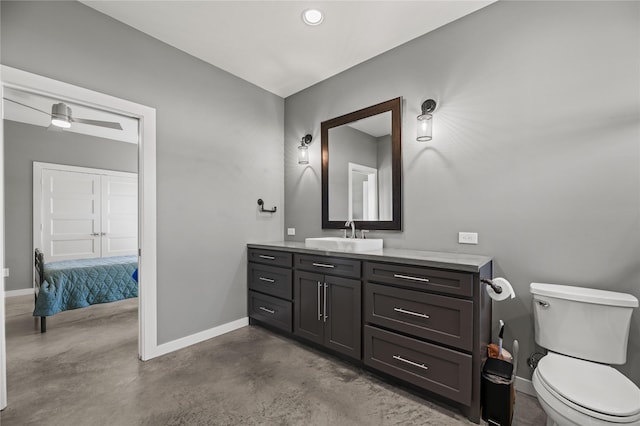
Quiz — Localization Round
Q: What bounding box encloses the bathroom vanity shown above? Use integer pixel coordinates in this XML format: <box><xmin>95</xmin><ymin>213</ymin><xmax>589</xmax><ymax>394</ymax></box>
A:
<box><xmin>247</xmin><ymin>241</ymin><xmax>492</xmax><ymax>423</ymax></box>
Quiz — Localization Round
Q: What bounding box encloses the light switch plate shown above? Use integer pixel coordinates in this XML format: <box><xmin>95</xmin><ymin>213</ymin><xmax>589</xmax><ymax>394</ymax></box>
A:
<box><xmin>287</xmin><ymin>228</ymin><xmax>295</xmax><ymax>236</ymax></box>
<box><xmin>458</xmin><ymin>232</ymin><xmax>478</xmax><ymax>245</ymax></box>
<box><xmin>3</xmin><ymin>268</ymin><xmax>9</xmax><ymax>278</ymax></box>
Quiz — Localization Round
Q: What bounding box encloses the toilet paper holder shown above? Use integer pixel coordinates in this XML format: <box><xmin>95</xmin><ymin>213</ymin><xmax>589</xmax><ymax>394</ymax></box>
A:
<box><xmin>482</xmin><ymin>278</ymin><xmax>506</xmax><ymax>294</ymax></box>
<box><xmin>482</xmin><ymin>278</ymin><xmax>516</xmax><ymax>300</ymax></box>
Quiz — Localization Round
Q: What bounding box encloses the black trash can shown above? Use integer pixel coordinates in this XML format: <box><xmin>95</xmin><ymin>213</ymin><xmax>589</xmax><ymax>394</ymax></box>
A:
<box><xmin>481</xmin><ymin>355</ymin><xmax>515</xmax><ymax>425</ymax></box>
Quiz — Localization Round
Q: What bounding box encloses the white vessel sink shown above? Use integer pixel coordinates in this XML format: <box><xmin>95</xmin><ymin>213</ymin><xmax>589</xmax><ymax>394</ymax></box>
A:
<box><xmin>305</xmin><ymin>237</ymin><xmax>383</xmax><ymax>252</ymax></box>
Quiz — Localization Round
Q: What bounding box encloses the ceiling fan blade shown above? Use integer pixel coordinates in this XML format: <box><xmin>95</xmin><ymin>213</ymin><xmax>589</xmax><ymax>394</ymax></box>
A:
<box><xmin>3</xmin><ymin>97</ymin><xmax>52</xmax><ymax>118</ymax></box>
<box><xmin>72</xmin><ymin>117</ymin><xmax>123</xmax><ymax>130</ymax></box>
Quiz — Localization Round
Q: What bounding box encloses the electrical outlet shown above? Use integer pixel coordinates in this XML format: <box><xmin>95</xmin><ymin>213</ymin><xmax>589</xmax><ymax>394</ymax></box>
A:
<box><xmin>458</xmin><ymin>232</ymin><xmax>478</xmax><ymax>245</ymax></box>
<box><xmin>3</xmin><ymin>268</ymin><xmax>9</xmax><ymax>278</ymax></box>
<box><xmin>287</xmin><ymin>228</ymin><xmax>296</xmax><ymax>236</ymax></box>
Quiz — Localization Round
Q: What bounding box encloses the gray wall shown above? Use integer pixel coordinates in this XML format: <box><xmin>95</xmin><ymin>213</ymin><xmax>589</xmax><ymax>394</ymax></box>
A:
<box><xmin>2</xmin><ymin>1</ymin><xmax>284</xmax><ymax>344</ymax></box>
<box><xmin>284</xmin><ymin>1</ymin><xmax>640</xmax><ymax>383</ymax></box>
<box><xmin>4</xmin><ymin>120</ymin><xmax>138</xmax><ymax>292</ymax></box>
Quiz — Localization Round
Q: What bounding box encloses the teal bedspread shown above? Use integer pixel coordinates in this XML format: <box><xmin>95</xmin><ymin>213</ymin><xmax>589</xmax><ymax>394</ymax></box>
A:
<box><xmin>34</xmin><ymin>255</ymin><xmax>138</xmax><ymax>317</ymax></box>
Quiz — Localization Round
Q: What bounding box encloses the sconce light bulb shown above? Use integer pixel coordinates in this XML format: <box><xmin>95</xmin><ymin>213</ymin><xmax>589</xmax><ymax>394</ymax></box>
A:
<box><xmin>298</xmin><ymin>144</ymin><xmax>309</xmax><ymax>164</ymax></box>
<box><xmin>416</xmin><ymin>113</ymin><xmax>433</xmax><ymax>142</ymax></box>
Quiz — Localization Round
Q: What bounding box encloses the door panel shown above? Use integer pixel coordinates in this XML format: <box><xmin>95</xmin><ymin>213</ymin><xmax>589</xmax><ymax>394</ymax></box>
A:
<box><xmin>101</xmin><ymin>175</ymin><xmax>137</xmax><ymax>257</ymax></box>
<box><xmin>42</xmin><ymin>169</ymin><xmax>100</xmax><ymax>261</ymax></box>
<box><xmin>325</xmin><ymin>276</ymin><xmax>362</xmax><ymax>360</ymax></box>
<box><xmin>51</xmin><ymin>218</ymin><xmax>94</xmax><ymax>235</ymax></box>
<box><xmin>50</xmin><ymin>239</ymin><xmax>98</xmax><ymax>259</ymax></box>
<box><xmin>294</xmin><ymin>270</ymin><xmax>324</xmax><ymax>344</ymax></box>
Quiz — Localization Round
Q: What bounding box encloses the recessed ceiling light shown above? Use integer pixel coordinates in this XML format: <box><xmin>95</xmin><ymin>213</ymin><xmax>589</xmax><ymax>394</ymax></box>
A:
<box><xmin>302</xmin><ymin>9</ymin><xmax>323</xmax><ymax>26</ymax></box>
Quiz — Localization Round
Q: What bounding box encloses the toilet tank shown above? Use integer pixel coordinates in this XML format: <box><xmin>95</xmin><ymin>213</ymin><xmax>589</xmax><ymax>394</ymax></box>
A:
<box><xmin>530</xmin><ymin>283</ymin><xmax>638</xmax><ymax>365</ymax></box>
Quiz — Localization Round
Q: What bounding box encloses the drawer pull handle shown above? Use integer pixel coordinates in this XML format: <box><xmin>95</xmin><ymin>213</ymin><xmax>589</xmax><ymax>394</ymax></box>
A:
<box><xmin>393</xmin><ymin>355</ymin><xmax>429</xmax><ymax>371</ymax></box>
<box><xmin>259</xmin><ymin>277</ymin><xmax>275</xmax><ymax>283</ymax></box>
<box><xmin>312</xmin><ymin>262</ymin><xmax>335</xmax><ymax>269</ymax></box>
<box><xmin>259</xmin><ymin>306</ymin><xmax>275</xmax><ymax>314</ymax></box>
<box><xmin>259</xmin><ymin>255</ymin><xmax>276</xmax><ymax>260</ymax></box>
<box><xmin>393</xmin><ymin>307</ymin><xmax>430</xmax><ymax>319</ymax></box>
<box><xmin>393</xmin><ymin>274</ymin><xmax>430</xmax><ymax>283</ymax></box>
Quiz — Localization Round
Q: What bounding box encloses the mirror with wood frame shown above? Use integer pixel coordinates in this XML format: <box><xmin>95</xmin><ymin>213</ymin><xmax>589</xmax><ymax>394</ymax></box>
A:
<box><xmin>321</xmin><ymin>97</ymin><xmax>402</xmax><ymax>230</ymax></box>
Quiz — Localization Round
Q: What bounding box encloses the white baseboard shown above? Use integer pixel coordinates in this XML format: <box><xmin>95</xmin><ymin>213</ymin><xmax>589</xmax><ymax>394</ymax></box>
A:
<box><xmin>515</xmin><ymin>375</ymin><xmax>536</xmax><ymax>396</ymax></box>
<box><xmin>5</xmin><ymin>288</ymin><xmax>34</xmax><ymax>298</ymax></box>
<box><xmin>151</xmin><ymin>317</ymin><xmax>249</xmax><ymax>358</ymax></box>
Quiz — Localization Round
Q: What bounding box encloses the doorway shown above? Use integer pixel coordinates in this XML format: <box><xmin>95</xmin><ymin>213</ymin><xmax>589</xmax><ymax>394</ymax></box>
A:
<box><xmin>0</xmin><ymin>65</ymin><xmax>158</xmax><ymax>410</ymax></box>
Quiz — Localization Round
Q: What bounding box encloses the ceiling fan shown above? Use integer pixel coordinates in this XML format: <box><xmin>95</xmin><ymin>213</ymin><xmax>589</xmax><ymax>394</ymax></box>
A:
<box><xmin>3</xmin><ymin>97</ymin><xmax>123</xmax><ymax>130</ymax></box>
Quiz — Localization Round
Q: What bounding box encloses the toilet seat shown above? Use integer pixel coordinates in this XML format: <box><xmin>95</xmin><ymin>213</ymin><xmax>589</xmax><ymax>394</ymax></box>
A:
<box><xmin>535</xmin><ymin>353</ymin><xmax>640</xmax><ymax>424</ymax></box>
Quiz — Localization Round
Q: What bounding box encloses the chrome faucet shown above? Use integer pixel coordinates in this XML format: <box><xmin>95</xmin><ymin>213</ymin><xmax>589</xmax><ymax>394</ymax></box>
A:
<box><xmin>344</xmin><ymin>220</ymin><xmax>356</xmax><ymax>238</ymax></box>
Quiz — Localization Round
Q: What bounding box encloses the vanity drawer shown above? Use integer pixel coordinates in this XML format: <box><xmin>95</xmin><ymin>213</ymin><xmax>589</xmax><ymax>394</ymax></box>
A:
<box><xmin>248</xmin><ymin>249</ymin><xmax>292</xmax><ymax>268</ymax></box>
<box><xmin>294</xmin><ymin>254</ymin><xmax>361</xmax><ymax>279</ymax></box>
<box><xmin>365</xmin><ymin>283</ymin><xmax>473</xmax><ymax>351</ymax></box>
<box><xmin>248</xmin><ymin>263</ymin><xmax>292</xmax><ymax>300</ymax></box>
<box><xmin>248</xmin><ymin>291</ymin><xmax>292</xmax><ymax>332</ymax></box>
<box><xmin>364</xmin><ymin>325</ymin><xmax>472</xmax><ymax>405</ymax></box>
<box><xmin>364</xmin><ymin>261</ymin><xmax>473</xmax><ymax>298</ymax></box>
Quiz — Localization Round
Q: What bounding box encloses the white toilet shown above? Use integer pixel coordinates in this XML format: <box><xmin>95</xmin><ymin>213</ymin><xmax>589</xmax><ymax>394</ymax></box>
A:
<box><xmin>530</xmin><ymin>282</ymin><xmax>640</xmax><ymax>426</ymax></box>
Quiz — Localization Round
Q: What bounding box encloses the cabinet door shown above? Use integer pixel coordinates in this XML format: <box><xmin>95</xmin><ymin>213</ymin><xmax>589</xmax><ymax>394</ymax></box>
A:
<box><xmin>325</xmin><ymin>276</ymin><xmax>362</xmax><ymax>360</ymax></box>
<box><xmin>294</xmin><ymin>270</ymin><xmax>324</xmax><ymax>344</ymax></box>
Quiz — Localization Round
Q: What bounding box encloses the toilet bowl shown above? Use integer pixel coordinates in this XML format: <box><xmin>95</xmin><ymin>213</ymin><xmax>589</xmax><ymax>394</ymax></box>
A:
<box><xmin>532</xmin><ymin>353</ymin><xmax>640</xmax><ymax>426</ymax></box>
<box><xmin>530</xmin><ymin>283</ymin><xmax>640</xmax><ymax>426</ymax></box>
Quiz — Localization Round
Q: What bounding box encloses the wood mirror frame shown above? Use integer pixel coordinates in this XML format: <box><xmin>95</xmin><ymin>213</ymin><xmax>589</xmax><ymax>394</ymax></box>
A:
<box><xmin>321</xmin><ymin>97</ymin><xmax>402</xmax><ymax>230</ymax></box>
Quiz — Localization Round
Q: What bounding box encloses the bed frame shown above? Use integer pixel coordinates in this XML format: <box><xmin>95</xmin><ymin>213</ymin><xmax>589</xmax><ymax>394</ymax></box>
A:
<box><xmin>34</xmin><ymin>248</ymin><xmax>46</xmax><ymax>333</ymax></box>
<box><xmin>33</xmin><ymin>249</ymin><xmax>138</xmax><ymax>333</ymax></box>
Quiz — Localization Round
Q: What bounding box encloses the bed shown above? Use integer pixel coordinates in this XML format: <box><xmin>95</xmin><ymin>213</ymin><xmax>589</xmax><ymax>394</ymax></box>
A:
<box><xmin>34</xmin><ymin>249</ymin><xmax>138</xmax><ymax>332</ymax></box>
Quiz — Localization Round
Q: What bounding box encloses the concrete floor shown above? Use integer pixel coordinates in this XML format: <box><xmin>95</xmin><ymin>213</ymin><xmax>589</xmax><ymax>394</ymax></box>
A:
<box><xmin>1</xmin><ymin>295</ymin><xmax>546</xmax><ymax>425</ymax></box>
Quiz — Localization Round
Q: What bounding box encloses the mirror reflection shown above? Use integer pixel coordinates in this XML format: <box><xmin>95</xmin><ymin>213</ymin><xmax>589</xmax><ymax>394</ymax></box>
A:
<box><xmin>328</xmin><ymin>112</ymin><xmax>392</xmax><ymax>221</ymax></box>
<box><xmin>321</xmin><ymin>97</ymin><xmax>402</xmax><ymax>230</ymax></box>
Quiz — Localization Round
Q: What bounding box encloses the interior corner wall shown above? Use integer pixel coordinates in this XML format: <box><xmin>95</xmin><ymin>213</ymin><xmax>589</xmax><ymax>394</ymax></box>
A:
<box><xmin>3</xmin><ymin>120</ymin><xmax>138</xmax><ymax>292</ymax></box>
<box><xmin>284</xmin><ymin>1</ymin><xmax>640</xmax><ymax>383</ymax></box>
<box><xmin>1</xmin><ymin>1</ymin><xmax>284</xmax><ymax>344</ymax></box>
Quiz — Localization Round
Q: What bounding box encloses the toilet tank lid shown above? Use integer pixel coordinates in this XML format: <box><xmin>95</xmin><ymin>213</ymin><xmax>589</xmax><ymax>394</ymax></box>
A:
<box><xmin>530</xmin><ymin>283</ymin><xmax>639</xmax><ymax>308</ymax></box>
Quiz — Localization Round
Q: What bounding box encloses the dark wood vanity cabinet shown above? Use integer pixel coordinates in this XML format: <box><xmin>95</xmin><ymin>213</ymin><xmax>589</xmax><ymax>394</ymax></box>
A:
<box><xmin>247</xmin><ymin>244</ymin><xmax>492</xmax><ymax>424</ymax></box>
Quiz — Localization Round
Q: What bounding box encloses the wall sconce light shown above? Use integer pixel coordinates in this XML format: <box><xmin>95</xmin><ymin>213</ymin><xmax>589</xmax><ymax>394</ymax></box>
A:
<box><xmin>416</xmin><ymin>99</ymin><xmax>437</xmax><ymax>142</ymax></box>
<box><xmin>298</xmin><ymin>134</ymin><xmax>313</xmax><ymax>164</ymax></box>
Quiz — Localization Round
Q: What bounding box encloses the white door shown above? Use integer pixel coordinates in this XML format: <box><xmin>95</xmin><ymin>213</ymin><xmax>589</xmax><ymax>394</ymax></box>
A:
<box><xmin>35</xmin><ymin>163</ymin><xmax>138</xmax><ymax>262</ymax></box>
<box><xmin>41</xmin><ymin>169</ymin><xmax>101</xmax><ymax>262</ymax></box>
<box><xmin>101</xmin><ymin>175</ymin><xmax>138</xmax><ymax>257</ymax></box>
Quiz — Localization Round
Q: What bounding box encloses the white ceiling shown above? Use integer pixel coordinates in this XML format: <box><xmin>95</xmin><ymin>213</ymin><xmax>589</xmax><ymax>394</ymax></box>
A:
<box><xmin>81</xmin><ymin>1</ymin><xmax>495</xmax><ymax>98</ymax></box>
